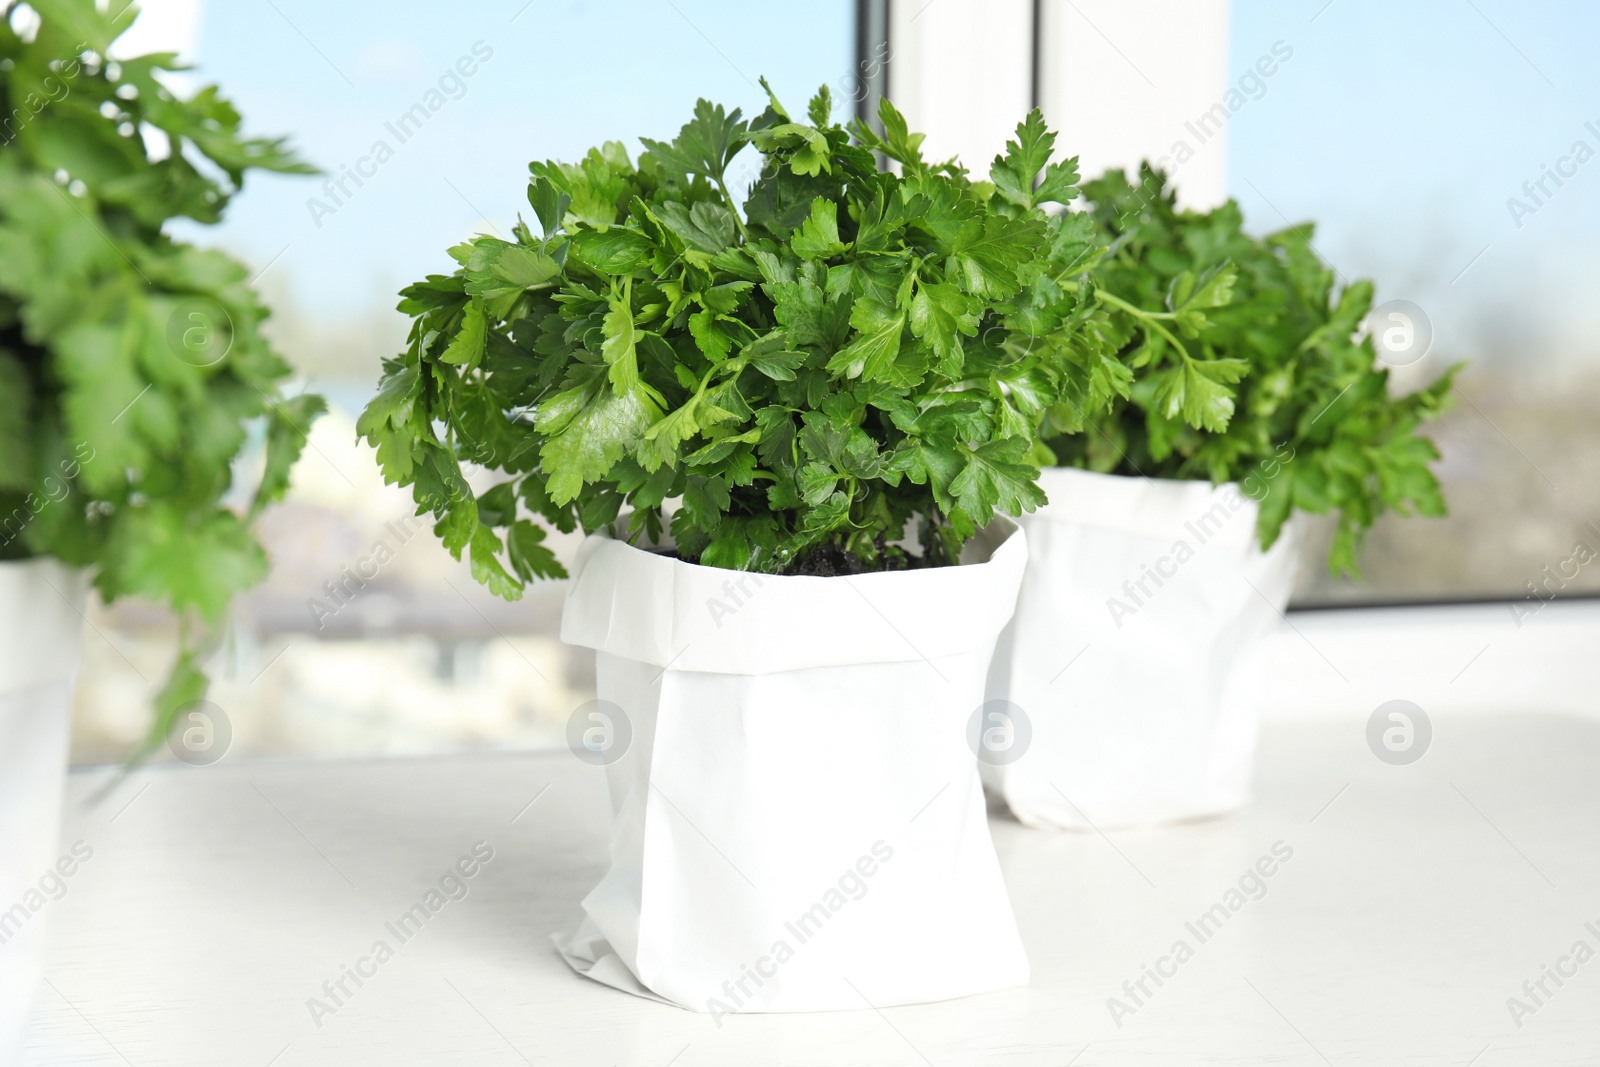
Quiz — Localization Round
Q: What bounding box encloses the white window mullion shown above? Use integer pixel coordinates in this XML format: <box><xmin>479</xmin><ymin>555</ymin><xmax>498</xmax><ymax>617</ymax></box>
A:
<box><xmin>1036</xmin><ymin>0</ymin><xmax>1232</xmax><ymax>209</ymax></box>
<box><xmin>885</xmin><ymin>0</ymin><xmax>1034</xmax><ymax>176</ymax></box>
<box><xmin>876</xmin><ymin>0</ymin><xmax>1233</xmax><ymax>206</ymax></box>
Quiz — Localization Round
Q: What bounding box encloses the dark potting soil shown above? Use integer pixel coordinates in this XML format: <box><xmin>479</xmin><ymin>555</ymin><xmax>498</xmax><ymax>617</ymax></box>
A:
<box><xmin>641</xmin><ymin>540</ymin><xmax>938</xmax><ymax>577</ymax></box>
<box><xmin>780</xmin><ymin>540</ymin><xmax>936</xmax><ymax>577</ymax></box>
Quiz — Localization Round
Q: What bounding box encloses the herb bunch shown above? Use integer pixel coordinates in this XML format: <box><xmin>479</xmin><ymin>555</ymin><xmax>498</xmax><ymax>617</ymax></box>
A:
<box><xmin>1046</xmin><ymin>165</ymin><xmax>1457</xmax><ymax>575</ymax></box>
<box><xmin>362</xmin><ymin>84</ymin><xmax>1107</xmax><ymax>587</ymax></box>
<box><xmin>0</xmin><ymin>0</ymin><xmax>321</xmax><ymax>753</ymax></box>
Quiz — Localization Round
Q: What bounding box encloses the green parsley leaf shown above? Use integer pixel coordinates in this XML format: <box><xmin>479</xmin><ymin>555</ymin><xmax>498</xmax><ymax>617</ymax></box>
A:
<box><xmin>790</xmin><ymin>197</ymin><xmax>849</xmax><ymax>260</ymax></box>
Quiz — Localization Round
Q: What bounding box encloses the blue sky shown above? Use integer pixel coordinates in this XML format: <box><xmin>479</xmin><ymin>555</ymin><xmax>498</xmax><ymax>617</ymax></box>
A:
<box><xmin>1231</xmin><ymin>0</ymin><xmax>1600</xmax><ymax>380</ymax></box>
<box><xmin>171</xmin><ymin>0</ymin><xmax>854</xmax><ymax>334</ymax></box>
<box><xmin>168</xmin><ymin>0</ymin><xmax>1600</xmax><ymax>382</ymax></box>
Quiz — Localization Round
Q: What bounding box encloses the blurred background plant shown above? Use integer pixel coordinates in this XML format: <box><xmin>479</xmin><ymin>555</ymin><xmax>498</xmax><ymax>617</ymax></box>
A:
<box><xmin>0</xmin><ymin>0</ymin><xmax>321</xmax><ymax>758</ymax></box>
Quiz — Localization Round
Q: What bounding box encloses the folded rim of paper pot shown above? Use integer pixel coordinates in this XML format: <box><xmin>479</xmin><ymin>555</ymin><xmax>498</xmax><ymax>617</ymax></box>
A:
<box><xmin>1032</xmin><ymin>467</ymin><xmax>1264</xmax><ymax>548</ymax></box>
<box><xmin>559</xmin><ymin>518</ymin><xmax>1027</xmax><ymax>675</ymax></box>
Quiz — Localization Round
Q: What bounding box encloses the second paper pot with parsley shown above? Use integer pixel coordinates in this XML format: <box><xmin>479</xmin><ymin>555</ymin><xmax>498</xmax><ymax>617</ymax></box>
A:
<box><xmin>981</xmin><ymin>167</ymin><xmax>1457</xmax><ymax>831</ymax></box>
<box><xmin>357</xmin><ymin>88</ymin><xmax>1109</xmax><ymax>1010</ymax></box>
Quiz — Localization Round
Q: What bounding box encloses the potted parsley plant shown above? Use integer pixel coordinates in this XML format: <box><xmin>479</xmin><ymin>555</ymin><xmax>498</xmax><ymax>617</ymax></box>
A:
<box><xmin>0</xmin><ymin>1</ymin><xmax>319</xmax><ymax>1052</ymax></box>
<box><xmin>360</xmin><ymin>86</ymin><xmax>1103</xmax><ymax>1012</ymax></box>
<box><xmin>984</xmin><ymin>165</ymin><xmax>1457</xmax><ymax>830</ymax></box>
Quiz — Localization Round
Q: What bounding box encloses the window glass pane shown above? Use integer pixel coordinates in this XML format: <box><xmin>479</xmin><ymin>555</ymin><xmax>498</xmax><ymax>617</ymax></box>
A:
<box><xmin>71</xmin><ymin>0</ymin><xmax>854</xmax><ymax>763</ymax></box>
<box><xmin>1231</xmin><ymin>0</ymin><xmax>1594</xmax><ymax>605</ymax></box>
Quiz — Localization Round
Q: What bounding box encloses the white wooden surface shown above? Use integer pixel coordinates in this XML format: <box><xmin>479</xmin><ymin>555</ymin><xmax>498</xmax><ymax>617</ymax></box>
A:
<box><xmin>1256</xmin><ymin>599</ymin><xmax>1600</xmax><ymax>723</ymax></box>
<box><xmin>22</xmin><ymin>713</ymin><xmax>1600</xmax><ymax>1066</ymax></box>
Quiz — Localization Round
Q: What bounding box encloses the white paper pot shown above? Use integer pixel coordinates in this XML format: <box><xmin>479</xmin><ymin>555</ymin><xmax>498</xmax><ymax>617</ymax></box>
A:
<box><xmin>554</xmin><ymin>520</ymin><xmax>1031</xmax><ymax>1014</ymax></box>
<box><xmin>0</xmin><ymin>558</ymin><xmax>88</xmax><ymax>1059</ymax></box>
<box><xmin>984</xmin><ymin>468</ymin><xmax>1298</xmax><ymax>830</ymax></box>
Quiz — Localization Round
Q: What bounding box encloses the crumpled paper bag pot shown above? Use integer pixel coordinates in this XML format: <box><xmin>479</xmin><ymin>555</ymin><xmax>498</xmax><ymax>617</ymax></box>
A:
<box><xmin>555</xmin><ymin>519</ymin><xmax>1031</xmax><ymax>1014</ymax></box>
<box><xmin>0</xmin><ymin>559</ymin><xmax>88</xmax><ymax>1061</ymax></box>
<box><xmin>984</xmin><ymin>467</ymin><xmax>1298</xmax><ymax>830</ymax></box>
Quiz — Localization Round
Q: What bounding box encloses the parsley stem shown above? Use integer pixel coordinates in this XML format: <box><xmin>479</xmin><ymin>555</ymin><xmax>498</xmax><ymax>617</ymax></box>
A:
<box><xmin>1092</xmin><ymin>290</ymin><xmax>1193</xmax><ymax>362</ymax></box>
<box><xmin>1095</xmin><ymin>289</ymin><xmax>1176</xmax><ymax>321</ymax></box>
<box><xmin>715</xmin><ymin>176</ymin><xmax>751</xmax><ymax>242</ymax></box>
<box><xmin>1139</xmin><ymin>315</ymin><xmax>1193</xmax><ymax>363</ymax></box>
